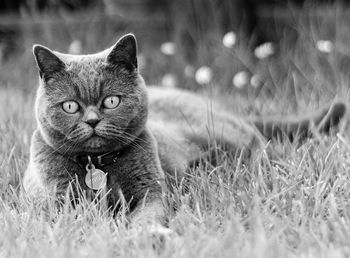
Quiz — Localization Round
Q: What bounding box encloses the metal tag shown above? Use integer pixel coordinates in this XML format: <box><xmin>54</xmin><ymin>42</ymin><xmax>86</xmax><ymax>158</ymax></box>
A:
<box><xmin>85</xmin><ymin>163</ymin><xmax>107</xmax><ymax>190</ymax></box>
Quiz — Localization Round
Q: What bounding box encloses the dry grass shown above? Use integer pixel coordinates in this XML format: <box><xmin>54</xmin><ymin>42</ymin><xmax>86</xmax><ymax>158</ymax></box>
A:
<box><xmin>2</xmin><ymin>2</ymin><xmax>350</xmax><ymax>257</ymax></box>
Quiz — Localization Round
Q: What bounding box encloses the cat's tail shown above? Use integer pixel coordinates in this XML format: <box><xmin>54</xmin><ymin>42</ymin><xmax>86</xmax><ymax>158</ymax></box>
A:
<box><xmin>252</xmin><ymin>101</ymin><xmax>347</xmax><ymax>142</ymax></box>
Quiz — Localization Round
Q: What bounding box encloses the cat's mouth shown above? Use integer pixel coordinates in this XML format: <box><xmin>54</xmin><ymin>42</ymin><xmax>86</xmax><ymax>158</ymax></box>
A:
<box><xmin>68</xmin><ymin>127</ymin><xmax>123</xmax><ymax>153</ymax></box>
<box><xmin>81</xmin><ymin>129</ymin><xmax>106</xmax><ymax>141</ymax></box>
<box><xmin>88</xmin><ymin>133</ymin><xmax>106</xmax><ymax>141</ymax></box>
<box><xmin>78</xmin><ymin>135</ymin><xmax>107</xmax><ymax>151</ymax></box>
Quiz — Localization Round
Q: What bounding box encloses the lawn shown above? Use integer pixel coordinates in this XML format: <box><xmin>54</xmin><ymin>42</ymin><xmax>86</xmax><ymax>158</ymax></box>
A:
<box><xmin>2</xmin><ymin>2</ymin><xmax>350</xmax><ymax>257</ymax></box>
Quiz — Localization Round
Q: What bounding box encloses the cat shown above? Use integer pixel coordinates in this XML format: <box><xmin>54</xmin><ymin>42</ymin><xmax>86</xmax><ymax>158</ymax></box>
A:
<box><xmin>23</xmin><ymin>33</ymin><xmax>346</xmax><ymax>228</ymax></box>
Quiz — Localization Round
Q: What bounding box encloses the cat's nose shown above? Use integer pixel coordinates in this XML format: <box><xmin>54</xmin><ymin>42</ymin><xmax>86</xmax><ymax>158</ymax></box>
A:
<box><xmin>86</xmin><ymin>118</ymin><xmax>100</xmax><ymax>128</ymax></box>
<box><xmin>84</xmin><ymin>109</ymin><xmax>101</xmax><ymax>128</ymax></box>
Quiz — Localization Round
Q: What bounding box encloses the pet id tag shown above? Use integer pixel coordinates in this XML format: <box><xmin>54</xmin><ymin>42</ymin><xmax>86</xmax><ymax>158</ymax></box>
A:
<box><xmin>85</xmin><ymin>163</ymin><xmax>107</xmax><ymax>190</ymax></box>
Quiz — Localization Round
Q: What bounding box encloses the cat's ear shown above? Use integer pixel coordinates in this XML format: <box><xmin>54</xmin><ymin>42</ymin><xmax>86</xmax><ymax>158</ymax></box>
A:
<box><xmin>33</xmin><ymin>45</ymin><xmax>65</xmax><ymax>78</ymax></box>
<box><xmin>107</xmin><ymin>34</ymin><xmax>138</xmax><ymax>71</ymax></box>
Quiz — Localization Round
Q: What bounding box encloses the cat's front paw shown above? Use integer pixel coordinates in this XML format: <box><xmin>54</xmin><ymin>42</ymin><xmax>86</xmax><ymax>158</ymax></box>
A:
<box><xmin>129</xmin><ymin>223</ymin><xmax>174</xmax><ymax>251</ymax></box>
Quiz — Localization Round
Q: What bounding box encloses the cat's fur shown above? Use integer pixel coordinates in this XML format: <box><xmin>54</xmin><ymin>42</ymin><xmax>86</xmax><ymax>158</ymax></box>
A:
<box><xmin>23</xmin><ymin>34</ymin><xmax>346</xmax><ymax>226</ymax></box>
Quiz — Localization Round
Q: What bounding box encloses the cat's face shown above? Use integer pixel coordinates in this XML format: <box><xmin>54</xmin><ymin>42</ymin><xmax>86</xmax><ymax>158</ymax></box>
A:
<box><xmin>33</xmin><ymin>34</ymin><xmax>148</xmax><ymax>155</ymax></box>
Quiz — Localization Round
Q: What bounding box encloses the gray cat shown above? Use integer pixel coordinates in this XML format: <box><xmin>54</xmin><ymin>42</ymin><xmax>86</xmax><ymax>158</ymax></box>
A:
<box><xmin>23</xmin><ymin>34</ymin><xmax>346</xmax><ymax>227</ymax></box>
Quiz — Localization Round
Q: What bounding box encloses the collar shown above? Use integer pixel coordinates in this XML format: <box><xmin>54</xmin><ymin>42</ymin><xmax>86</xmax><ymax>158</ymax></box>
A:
<box><xmin>75</xmin><ymin>150</ymin><xmax>121</xmax><ymax>168</ymax></box>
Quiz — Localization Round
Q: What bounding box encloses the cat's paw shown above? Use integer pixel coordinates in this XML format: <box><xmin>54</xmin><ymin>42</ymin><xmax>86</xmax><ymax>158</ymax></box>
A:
<box><xmin>146</xmin><ymin>224</ymin><xmax>174</xmax><ymax>250</ymax></box>
<box><xmin>132</xmin><ymin>223</ymin><xmax>174</xmax><ymax>239</ymax></box>
<box><xmin>146</xmin><ymin>223</ymin><xmax>173</xmax><ymax>235</ymax></box>
<box><xmin>129</xmin><ymin>223</ymin><xmax>174</xmax><ymax>251</ymax></box>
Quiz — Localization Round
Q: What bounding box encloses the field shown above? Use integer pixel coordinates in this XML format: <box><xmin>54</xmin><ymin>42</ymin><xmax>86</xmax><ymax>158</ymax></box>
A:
<box><xmin>2</xmin><ymin>2</ymin><xmax>350</xmax><ymax>257</ymax></box>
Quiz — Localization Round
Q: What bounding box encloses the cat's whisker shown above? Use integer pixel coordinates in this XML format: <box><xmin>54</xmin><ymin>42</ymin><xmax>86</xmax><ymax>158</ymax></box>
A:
<box><xmin>39</xmin><ymin>140</ymin><xmax>73</xmax><ymax>161</ymax></box>
<box><xmin>101</xmin><ymin>130</ymin><xmax>147</xmax><ymax>153</ymax></box>
<box><xmin>60</xmin><ymin>141</ymin><xmax>81</xmax><ymax>170</ymax></box>
<box><xmin>67</xmin><ymin>126</ymin><xmax>92</xmax><ymax>143</ymax></box>
<box><xmin>38</xmin><ymin>125</ymin><xmax>86</xmax><ymax>161</ymax></box>
<box><xmin>100</xmin><ymin>124</ymin><xmax>150</xmax><ymax>146</ymax></box>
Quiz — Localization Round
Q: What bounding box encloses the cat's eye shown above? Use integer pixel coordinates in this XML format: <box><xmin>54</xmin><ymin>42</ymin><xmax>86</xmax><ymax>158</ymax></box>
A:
<box><xmin>62</xmin><ymin>101</ymin><xmax>79</xmax><ymax>114</ymax></box>
<box><xmin>103</xmin><ymin>95</ymin><xmax>120</xmax><ymax>109</ymax></box>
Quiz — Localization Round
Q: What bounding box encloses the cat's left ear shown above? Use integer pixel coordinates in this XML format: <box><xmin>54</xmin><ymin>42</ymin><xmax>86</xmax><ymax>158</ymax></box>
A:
<box><xmin>107</xmin><ymin>33</ymin><xmax>138</xmax><ymax>71</ymax></box>
<box><xmin>33</xmin><ymin>45</ymin><xmax>66</xmax><ymax>79</ymax></box>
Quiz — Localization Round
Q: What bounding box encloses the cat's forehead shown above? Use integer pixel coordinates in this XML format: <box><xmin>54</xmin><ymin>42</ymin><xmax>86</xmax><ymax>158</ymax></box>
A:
<box><xmin>44</xmin><ymin>51</ymin><xmax>137</xmax><ymax>100</ymax></box>
<box><xmin>64</xmin><ymin>56</ymin><xmax>105</xmax><ymax>76</ymax></box>
<box><xmin>68</xmin><ymin>61</ymin><xmax>104</xmax><ymax>80</ymax></box>
<box><xmin>54</xmin><ymin>51</ymin><xmax>110</xmax><ymax>76</ymax></box>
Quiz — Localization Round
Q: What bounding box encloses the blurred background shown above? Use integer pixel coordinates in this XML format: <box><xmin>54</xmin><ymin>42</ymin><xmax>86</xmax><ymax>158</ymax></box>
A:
<box><xmin>0</xmin><ymin>0</ymin><xmax>350</xmax><ymax>114</ymax></box>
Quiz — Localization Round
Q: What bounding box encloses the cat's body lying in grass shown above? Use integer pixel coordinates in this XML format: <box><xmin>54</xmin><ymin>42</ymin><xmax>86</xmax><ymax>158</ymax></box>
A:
<box><xmin>23</xmin><ymin>34</ymin><xmax>346</xmax><ymax>227</ymax></box>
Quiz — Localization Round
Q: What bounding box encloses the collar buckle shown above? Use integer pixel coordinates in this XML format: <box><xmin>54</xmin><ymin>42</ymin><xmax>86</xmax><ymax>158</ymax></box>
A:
<box><xmin>97</xmin><ymin>155</ymin><xmax>104</xmax><ymax>167</ymax></box>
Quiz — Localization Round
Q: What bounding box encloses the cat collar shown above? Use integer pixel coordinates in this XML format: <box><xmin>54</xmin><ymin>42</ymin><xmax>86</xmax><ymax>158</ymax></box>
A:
<box><xmin>76</xmin><ymin>151</ymin><xmax>120</xmax><ymax>168</ymax></box>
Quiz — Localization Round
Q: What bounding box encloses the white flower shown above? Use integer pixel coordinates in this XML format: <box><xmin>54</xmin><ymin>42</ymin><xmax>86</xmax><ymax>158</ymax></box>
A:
<box><xmin>195</xmin><ymin>66</ymin><xmax>213</xmax><ymax>85</ymax></box>
<box><xmin>250</xmin><ymin>74</ymin><xmax>263</xmax><ymax>88</ymax></box>
<box><xmin>184</xmin><ymin>65</ymin><xmax>195</xmax><ymax>78</ymax></box>
<box><xmin>254</xmin><ymin>42</ymin><xmax>274</xmax><ymax>59</ymax></box>
<box><xmin>161</xmin><ymin>73</ymin><xmax>177</xmax><ymax>88</ymax></box>
<box><xmin>316</xmin><ymin>40</ymin><xmax>333</xmax><ymax>53</ymax></box>
<box><xmin>68</xmin><ymin>40</ymin><xmax>82</xmax><ymax>54</ymax></box>
<box><xmin>222</xmin><ymin>32</ymin><xmax>236</xmax><ymax>48</ymax></box>
<box><xmin>233</xmin><ymin>71</ymin><xmax>249</xmax><ymax>89</ymax></box>
<box><xmin>160</xmin><ymin>42</ymin><xmax>176</xmax><ymax>55</ymax></box>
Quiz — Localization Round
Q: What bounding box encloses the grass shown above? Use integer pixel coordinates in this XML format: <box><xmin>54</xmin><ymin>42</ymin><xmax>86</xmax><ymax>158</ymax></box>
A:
<box><xmin>2</xmin><ymin>2</ymin><xmax>350</xmax><ymax>257</ymax></box>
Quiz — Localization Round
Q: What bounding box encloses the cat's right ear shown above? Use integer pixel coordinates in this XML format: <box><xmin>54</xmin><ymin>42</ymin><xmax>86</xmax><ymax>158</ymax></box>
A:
<box><xmin>33</xmin><ymin>45</ymin><xmax>65</xmax><ymax>79</ymax></box>
<box><xmin>107</xmin><ymin>34</ymin><xmax>138</xmax><ymax>72</ymax></box>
